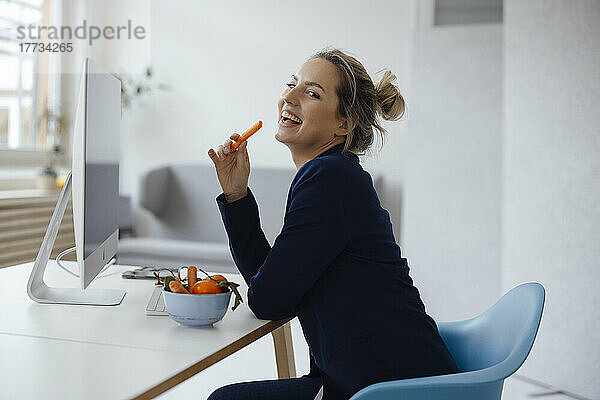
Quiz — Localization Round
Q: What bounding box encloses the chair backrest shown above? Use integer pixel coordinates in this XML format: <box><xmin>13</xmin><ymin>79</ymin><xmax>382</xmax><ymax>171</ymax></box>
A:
<box><xmin>437</xmin><ymin>282</ymin><xmax>545</xmax><ymax>380</ymax></box>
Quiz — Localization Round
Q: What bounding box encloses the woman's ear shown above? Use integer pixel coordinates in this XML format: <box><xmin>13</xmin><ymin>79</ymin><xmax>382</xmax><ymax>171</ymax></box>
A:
<box><xmin>335</xmin><ymin>118</ymin><xmax>356</xmax><ymax>137</ymax></box>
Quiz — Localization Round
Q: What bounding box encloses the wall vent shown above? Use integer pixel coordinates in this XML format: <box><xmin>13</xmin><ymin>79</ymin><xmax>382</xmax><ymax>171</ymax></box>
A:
<box><xmin>434</xmin><ymin>0</ymin><xmax>503</xmax><ymax>26</ymax></box>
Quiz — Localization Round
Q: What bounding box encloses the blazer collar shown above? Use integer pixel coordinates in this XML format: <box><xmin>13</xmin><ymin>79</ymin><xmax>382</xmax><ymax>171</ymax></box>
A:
<box><xmin>316</xmin><ymin>143</ymin><xmax>346</xmax><ymax>158</ymax></box>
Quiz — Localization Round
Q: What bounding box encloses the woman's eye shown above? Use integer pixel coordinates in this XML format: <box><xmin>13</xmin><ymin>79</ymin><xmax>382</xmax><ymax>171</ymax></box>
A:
<box><xmin>286</xmin><ymin>83</ymin><xmax>295</xmax><ymax>89</ymax></box>
<box><xmin>308</xmin><ymin>90</ymin><xmax>320</xmax><ymax>99</ymax></box>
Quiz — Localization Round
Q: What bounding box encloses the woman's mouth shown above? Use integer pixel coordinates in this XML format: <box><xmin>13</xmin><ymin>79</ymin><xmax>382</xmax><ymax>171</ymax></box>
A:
<box><xmin>279</xmin><ymin>110</ymin><xmax>303</xmax><ymax>128</ymax></box>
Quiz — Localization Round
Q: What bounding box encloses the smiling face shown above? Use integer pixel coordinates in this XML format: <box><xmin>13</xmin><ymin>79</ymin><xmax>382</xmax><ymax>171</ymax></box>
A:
<box><xmin>275</xmin><ymin>58</ymin><xmax>351</xmax><ymax>153</ymax></box>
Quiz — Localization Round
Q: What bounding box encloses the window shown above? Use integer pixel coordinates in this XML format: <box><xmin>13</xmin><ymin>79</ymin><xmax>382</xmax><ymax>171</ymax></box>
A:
<box><xmin>0</xmin><ymin>0</ymin><xmax>53</xmax><ymax>152</ymax></box>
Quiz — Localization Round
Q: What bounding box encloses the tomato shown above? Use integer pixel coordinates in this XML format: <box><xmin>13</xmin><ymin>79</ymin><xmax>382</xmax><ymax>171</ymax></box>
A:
<box><xmin>191</xmin><ymin>280</ymin><xmax>221</xmax><ymax>294</ymax></box>
<box><xmin>204</xmin><ymin>274</ymin><xmax>227</xmax><ymax>283</ymax></box>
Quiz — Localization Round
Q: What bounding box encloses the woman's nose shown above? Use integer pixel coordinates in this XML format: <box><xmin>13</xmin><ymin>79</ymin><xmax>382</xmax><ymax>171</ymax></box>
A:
<box><xmin>282</xmin><ymin>87</ymin><xmax>299</xmax><ymax>104</ymax></box>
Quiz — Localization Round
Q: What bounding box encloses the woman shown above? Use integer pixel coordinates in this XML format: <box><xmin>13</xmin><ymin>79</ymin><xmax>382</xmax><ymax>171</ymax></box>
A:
<box><xmin>207</xmin><ymin>48</ymin><xmax>458</xmax><ymax>400</ymax></box>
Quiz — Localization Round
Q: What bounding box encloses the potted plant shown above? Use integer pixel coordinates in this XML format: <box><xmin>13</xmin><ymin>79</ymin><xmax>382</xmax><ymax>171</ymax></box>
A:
<box><xmin>113</xmin><ymin>66</ymin><xmax>170</xmax><ymax>113</ymax></box>
<box><xmin>36</xmin><ymin>107</ymin><xmax>69</xmax><ymax>190</ymax></box>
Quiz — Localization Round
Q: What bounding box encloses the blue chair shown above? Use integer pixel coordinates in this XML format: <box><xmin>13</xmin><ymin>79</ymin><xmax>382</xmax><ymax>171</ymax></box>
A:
<box><xmin>350</xmin><ymin>282</ymin><xmax>545</xmax><ymax>400</ymax></box>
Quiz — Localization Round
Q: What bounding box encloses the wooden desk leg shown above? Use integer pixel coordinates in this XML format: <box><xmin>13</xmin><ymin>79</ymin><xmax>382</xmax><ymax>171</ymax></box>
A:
<box><xmin>272</xmin><ymin>321</ymin><xmax>296</xmax><ymax>379</ymax></box>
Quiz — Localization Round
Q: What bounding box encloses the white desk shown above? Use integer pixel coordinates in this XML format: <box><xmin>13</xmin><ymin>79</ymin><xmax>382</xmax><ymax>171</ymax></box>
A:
<box><xmin>0</xmin><ymin>262</ymin><xmax>296</xmax><ymax>399</ymax></box>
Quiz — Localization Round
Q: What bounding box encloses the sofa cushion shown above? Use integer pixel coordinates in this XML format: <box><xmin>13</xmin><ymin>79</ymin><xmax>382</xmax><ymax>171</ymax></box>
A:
<box><xmin>137</xmin><ymin>164</ymin><xmax>297</xmax><ymax>243</ymax></box>
<box><xmin>139</xmin><ymin>166</ymin><xmax>171</xmax><ymax>217</ymax></box>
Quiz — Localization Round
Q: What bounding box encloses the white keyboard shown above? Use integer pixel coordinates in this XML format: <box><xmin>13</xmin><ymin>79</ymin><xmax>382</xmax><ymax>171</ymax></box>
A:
<box><xmin>145</xmin><ymin>286</ymin><xmax>168</xmax><ymax>316</ymax></box>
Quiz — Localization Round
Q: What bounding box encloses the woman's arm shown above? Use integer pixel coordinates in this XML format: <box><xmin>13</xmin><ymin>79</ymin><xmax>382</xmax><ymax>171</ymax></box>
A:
<box><xmin>209</xmin><ymin>134</ymin><xmax>269</xmax><ymax>280</ymax></box>
<box><xmin>217</xmin><ymin>159</ymin><xmax>348</xmax><ymax>320</ymax></box>
<box><xmin>216</xmin><ymin>188</ymin><xmax>272</xmax><ymax>284</ymax></box>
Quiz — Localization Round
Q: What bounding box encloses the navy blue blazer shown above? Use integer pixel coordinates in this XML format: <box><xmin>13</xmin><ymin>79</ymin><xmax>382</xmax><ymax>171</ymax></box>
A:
<box><xmin>216</xmin><ymin>143</ymin><xmax>458</xmax><ymax>400</ymax></box>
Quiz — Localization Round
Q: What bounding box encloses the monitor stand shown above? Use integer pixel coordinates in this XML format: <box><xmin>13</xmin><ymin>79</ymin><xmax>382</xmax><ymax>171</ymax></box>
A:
<box><xmin>27</xmin><ymin>172</ymin><xmax>126</xmax><ymax>306</ymax></box>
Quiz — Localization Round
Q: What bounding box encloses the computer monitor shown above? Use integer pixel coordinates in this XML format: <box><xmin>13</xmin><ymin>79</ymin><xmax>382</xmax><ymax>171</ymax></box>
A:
<box><xmin>27</xmin><ymin>58</ymin><xmax>125</xmax><ymax>305</ymax></box>
<box><xmin>72</xmin><ymin>58</ymin><xmax>121</xmax><ymax>290</ymax></box>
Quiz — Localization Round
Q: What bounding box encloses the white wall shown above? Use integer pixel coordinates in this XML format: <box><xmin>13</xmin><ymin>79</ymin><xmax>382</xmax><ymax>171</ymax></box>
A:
<box><xmin>57</xmin><ymin>0</ymin><xmax>152</xmax><ymax>165</ymax></box>
<box><xmin>402</xmin><ymin>21</ymin><xmax>503</xmax><ymax>321</ymax></box>
<box><xmin>115</xmin><ymin>0</ymin><xmax>416</xmax><ymax>242</ymax></box>
<box><xmin>503</xmin><ymin>1</ymin><xmax>600</xmax><ymax>398</ymax></box>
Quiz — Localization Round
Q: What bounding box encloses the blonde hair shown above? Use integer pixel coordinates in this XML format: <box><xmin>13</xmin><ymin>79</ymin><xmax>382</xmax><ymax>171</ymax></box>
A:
<box><xmin>310</xmin><ymin>48</ymin><xmax>406</xmax><ymax>154</ymax></box>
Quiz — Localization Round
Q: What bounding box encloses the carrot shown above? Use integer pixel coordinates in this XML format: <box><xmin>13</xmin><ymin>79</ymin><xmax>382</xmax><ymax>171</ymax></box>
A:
<box><xmin>229</xmin><ymin>120</ymin><xmax>263</xmax><ymax>151</ymax></box>
<box><xmin>169</xmin><ymin>280</ymin><xmax>190</xmax><ymax>294</ymax></box>
<box><xmin>188</xmin><ymin>266</ymin><xmax>197</xmax><ymax>291</ymax></box>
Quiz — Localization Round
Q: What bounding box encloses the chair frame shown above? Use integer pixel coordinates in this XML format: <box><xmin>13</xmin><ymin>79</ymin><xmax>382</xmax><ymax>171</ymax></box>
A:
<box><xmin>349</xmin><ymin>282</ymin><xmax>546</xmax><ymax>400</ymax></box>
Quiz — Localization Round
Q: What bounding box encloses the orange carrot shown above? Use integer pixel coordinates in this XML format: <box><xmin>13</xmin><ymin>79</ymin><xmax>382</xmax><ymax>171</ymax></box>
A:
<box><xmin>188</xmin><ymin>266</ymin><xmax>197</xmax><ymax>291</ymax></box>
<box><xmin>169</xmin><ymin>280</ymin><xmax>190</xmax><ymax>294</ymax></box>
<box><xmin>229</xmin><ymin>120</ymin><xmax>263</xmax><ymax>151</ymax></box>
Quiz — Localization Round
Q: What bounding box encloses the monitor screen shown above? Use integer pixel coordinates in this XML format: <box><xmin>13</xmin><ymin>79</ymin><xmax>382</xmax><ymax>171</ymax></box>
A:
<box><xmin>83</xmin><ymin>66</ymin><xmax>120</xmax><ymax>259</ymax></box>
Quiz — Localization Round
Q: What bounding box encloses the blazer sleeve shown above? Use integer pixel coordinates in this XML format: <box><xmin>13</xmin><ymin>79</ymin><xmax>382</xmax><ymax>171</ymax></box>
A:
<box><xmin>216</xmin><ymin>188</ymin><xmax>271</xmax><ymax>285</ymax></box>
<box><xmin>217</xmin><ymin>159</ymin><xmax>348</xmax><ymax>320</ymax></box>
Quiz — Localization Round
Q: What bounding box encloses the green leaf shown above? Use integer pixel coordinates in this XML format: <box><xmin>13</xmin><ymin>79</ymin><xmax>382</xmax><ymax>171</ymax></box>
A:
<box><xmin>227</xmin><ymin>282</ymin><xmax>243</xmax><ymax>311</ymax></box>
<box><xmin>163</xmin><ymin>276</ymin><xmax>175</xmax><ymax>292</ymax></box>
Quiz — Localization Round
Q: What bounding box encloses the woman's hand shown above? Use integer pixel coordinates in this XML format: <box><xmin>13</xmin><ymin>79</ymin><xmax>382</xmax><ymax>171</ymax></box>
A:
<box><xmin>208</xmin><ymin>134</ymin><xmax>250</xmax><ymax>203</ymax></box>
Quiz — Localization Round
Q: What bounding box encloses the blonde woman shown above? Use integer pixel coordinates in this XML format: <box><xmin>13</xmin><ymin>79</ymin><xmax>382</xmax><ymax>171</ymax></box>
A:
<box><xmin>207</xmin><ymin>48</ymin><xmax>458</xmax><ymax>400</ymax></box>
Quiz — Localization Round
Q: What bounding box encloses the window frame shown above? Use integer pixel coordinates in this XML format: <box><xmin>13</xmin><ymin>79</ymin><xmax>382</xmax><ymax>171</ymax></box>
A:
<box><xmin>0</xmin><ymin>0</ymin><xmax>62</xmax><ymax>169</ymax></box>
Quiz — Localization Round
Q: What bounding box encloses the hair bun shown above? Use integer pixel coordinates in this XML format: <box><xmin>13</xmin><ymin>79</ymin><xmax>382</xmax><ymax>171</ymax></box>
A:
<box><xmin>375</xmin><ymin>70</ymin><xmax>405</xmax><ymax>121</ymax></box>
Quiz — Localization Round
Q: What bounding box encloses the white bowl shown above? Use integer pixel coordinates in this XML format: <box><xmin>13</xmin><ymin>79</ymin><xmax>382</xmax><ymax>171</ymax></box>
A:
<box><xmin>163</xmin><ymin>289</ymin><xmax>232</xmax><ymax>327</ymax></box>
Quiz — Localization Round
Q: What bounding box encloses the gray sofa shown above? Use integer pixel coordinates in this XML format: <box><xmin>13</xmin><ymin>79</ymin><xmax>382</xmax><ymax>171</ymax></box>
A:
<box><xmin>118</xmin><ymin>164</ymin><xmax>382</xmax><ymax>273</ymax></box>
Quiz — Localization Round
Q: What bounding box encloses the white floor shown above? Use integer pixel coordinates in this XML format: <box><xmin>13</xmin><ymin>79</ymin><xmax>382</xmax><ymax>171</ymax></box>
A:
<box><xmin>157</xmin><ymin>318</ymin><xmax>581</xmax><ymax>400</ymax></box>
<box><xmin>503</xmin><ymin>377</ymin><xmax>582</xmax><ymax>400</ymax></box>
